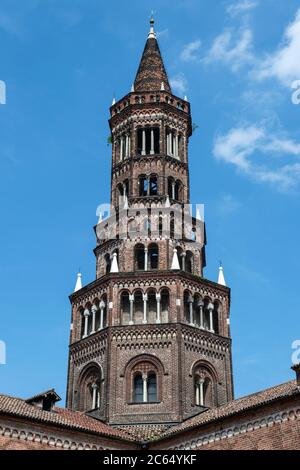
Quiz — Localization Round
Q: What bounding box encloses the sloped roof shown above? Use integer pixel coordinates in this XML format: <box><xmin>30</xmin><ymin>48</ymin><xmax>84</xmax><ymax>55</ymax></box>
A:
<box><xmin>158</xmin><ymin>380</ymin><xmax>300</xmax><ymax>441</ymax></box>
<box><xmin>0</xmin><ymin>394</ymin><xmax>133</xmax><ymax>442</ymax></box>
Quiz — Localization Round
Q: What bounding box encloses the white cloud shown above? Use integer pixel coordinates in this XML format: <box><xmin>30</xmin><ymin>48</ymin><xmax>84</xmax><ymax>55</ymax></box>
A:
<box><xmin>256</xmin><ymin>8</ymin><xmax>300</xmax><ymax>85</ymax></box>
<box><xmin>213</xmin><ymin>125</ymin><xmax>300</xmax><ymax>190</ymax></box>
<box><xmin>180</xmin><ymin>39</ymin><xmax>201</xmax><ymax>62</ymax></box>
<box><xmin>170</xmin><ymin>74</ymin><xmax>188</xmax><ymax>95</ymax></box>
<box><xmin>156</xmin><ymin>29</ymin><xmax>169</xmax><ymax>39</ymax></box>
<box><xmin>218</xmin><ymin>194</ymin><xmax>242</xmax><ymax>216</ymax></box>
<box><xmin>227</xmin><ymin>0</ymin><xmax>258</xmax><ymax>17</ymax></box>
<box><xmin>0</xmin><ymin>10</ymin><xmax>21</xmax><ymax>37</ymax></box>
<box><xmin>204</xmin><ymin>28</ymin><xmax>254</xmax><ymax>71</ymax></box>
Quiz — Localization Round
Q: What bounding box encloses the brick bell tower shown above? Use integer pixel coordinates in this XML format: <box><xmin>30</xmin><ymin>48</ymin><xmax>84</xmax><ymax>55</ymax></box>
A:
<box><xmin>66</xmin><ymin>18</ymin><xmax>233</xmax><ymax>427</ymax></box>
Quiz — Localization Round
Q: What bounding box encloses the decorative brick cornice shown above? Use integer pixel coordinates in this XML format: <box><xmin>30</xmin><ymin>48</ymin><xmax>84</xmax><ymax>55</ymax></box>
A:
<box><xmin>0</xmin><ymin>422</ymin><xmax>108</xmax><ymax>450</ymax></box>
<box><xmin>168</xmin><ymin>406</ymin><xmax>300</xmax><ymax>450</ymax></box>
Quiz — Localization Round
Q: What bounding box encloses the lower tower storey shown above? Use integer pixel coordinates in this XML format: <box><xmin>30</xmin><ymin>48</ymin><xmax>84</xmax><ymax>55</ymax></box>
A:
<box><xmin>66</xmin><ymin>271</ymin><xmax>232</xmax><ymax>426</ymax></box>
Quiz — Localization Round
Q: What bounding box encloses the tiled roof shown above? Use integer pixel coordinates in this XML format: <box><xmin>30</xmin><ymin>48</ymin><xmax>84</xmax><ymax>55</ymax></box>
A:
<box><xmin>0</xmin><ymin>394</ymin><xmax>133</xmax><ymax>442</ymax></box>
<box><xmin>159</xmin><ymin>380</ymin><xmax>300</xmax><ymax>440</ymax></box>
<box><xmin>1</xmin><ymin>380</ymin><xmax>298</xmax><ymax>445</ymax></box>
<box><xmin>116</xmin><ymin>424</ymin><xmax>171</xmax><ymax>441</ymax></box>
<box><xmin>134</xmin><ymin>37</ymin><xmax>171</xmax><ymax>93</ymax></box>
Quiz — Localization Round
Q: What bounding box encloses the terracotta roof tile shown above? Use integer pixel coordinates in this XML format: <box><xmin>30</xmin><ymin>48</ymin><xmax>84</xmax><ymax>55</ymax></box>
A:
<box><xmin>0</xmin><ymin>394</ymin><xmax>134</xmax><ymax>442</ymax></box>
<box><xmin>116</xmin><ymin>424</ymin><xmax>171</xmax><ymax>441</ymax></box>
<box><xmin>134</xmin><ymin>37</ymin><xmax>171</xmax><ymax>93</ymax></box>
<box><xmin>159</xmin><ymin>380</ymin><xmax>300</xmax><ymax>440</ymax></box>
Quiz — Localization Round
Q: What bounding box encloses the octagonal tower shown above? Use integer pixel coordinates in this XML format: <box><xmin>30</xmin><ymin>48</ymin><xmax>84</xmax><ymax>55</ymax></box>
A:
<box><xmin>66</xmin><ymin>18</ymin><xmax>233</xmax><ymax>428</ymax></box>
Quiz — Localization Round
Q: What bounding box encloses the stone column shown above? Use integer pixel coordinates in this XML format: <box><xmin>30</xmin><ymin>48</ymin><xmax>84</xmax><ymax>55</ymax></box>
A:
<box><xmin>199</xmin><ymin>378</ymin><xmax>205</xmax><ymax>406</ymax></box>
<box><xmin>195</xmin><ymin>383</ymin><xmax>200</xmax><ymax>406</ymax></box>
<box><xmin>83</xmin><ymin>308</ymin><xmax>90</xmax><ymax>338</ymax></box>
<box><xmin>99</xmin><ymin>300</ymin><xmax>105</xmax><ymax>330</ymax></box>
<box><xmin>173</xmin><ymin>134</ymin><xmax>176</xmax><ymax>157</ymax></box>
<box><xmin>171</xmin><ymin>181</ymin><xmax>175</xmax><ymax>200</ymax></box>
<box><xmin>128</xmin><ymin>133</ymin><xmax>131</xmax><ymax>157</ymax></box>
<box><xmin>125</xmin><ymin>135</ymin><xmax>129</xmax><ymax>158</ymax></box>
<box><xmin>208</xmin><ymin>302</ymin><xmax>214</xmax><ymax>332</ymax></box>
<box><xmin>198</xmin><ymin>300</ymin><xmax>204</xmax><ymax>329</ymax></box>
<box><xmin>147</xmin><ymin>177</ymin><xmax>150</xmax><ymax>196</ymax></box>
<box><xmin>91</xmin><ymin>383</ymin><xmax>98</xmax><ymax>410</ymax></box>
<box><xmin>144</xmin><ymin>247</ymin><xmax>148</xmax><ymax>271</ymax></box>
<box><xmin>142</xmin><ymin>373</ymin><xmax>148</xmax><ymax>403</ymax></box>
<box><xmin>129</xmin><ymin>294</ymin><xmax>134</xmax><ymax>325</ymax></box>
<box><xmin>188</xmin><ymin>296</ymin><xmax>194</xmax><ymax>325</ymax></box>
<box><xmin>123</xmin><ymin>182</ymin><xmax>127</xmax><ymax>203</ymax></box>
<box><xmin>181</xmin><ymin>252</ymin><xmax>186</xmax><ymax>271</ymax></box>
<box><xmin>150</xmin><ymin>129</ymin><xmax>155</xmax><ymax>154</ymax></box>
<box><xmin>156</xmin><ymin>293</ymin><xmax>161</xmax><ymax>324</ymax></box>
<box><xmin>143</xmin><ymin>294</ymin><xmax>148</xmax><ymax>324</ymax></box>
<box><xmin>120</xmin><ymin>136</ymin><xmax>124</xmax><ymax>161</ymax></box>
<box><xmin>142</xmin><ymin>129</ymin><xmax>146</xmax><ymax>155</ymax></box>
<box><xmin>97</xmin><ymin>386</ymin><xmax>101</xmax><ymax>409</ymax></box>
<box><xmin>166</xmin><ymin>132</ymin><xmax>169</xmax><ymax>155</ymax></box>
<box><xmin>91</xmin><ymin>305</ymin><xmax>97</xmax><ymax>334</ymax></box>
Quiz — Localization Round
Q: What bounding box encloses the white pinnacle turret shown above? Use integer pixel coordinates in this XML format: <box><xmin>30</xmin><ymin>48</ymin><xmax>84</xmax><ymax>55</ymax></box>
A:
<box><xmin>74</xmin><ymin>271</ymin><xmax>82</xmax><ymax>292</ymax></box>
<box><xmin>218</xmin><ymin>263</ymin><xmax>226</xmax><ymax>286</ymax></box>
<box><xmin>171</xmin><ymin>248</ymin><xmax>180</xmax><ymax>270</ymax></box>
<box><xmin>110</xmin><ymin>252</ymin><xmax>119</xmax><ymax>273</ymax></box>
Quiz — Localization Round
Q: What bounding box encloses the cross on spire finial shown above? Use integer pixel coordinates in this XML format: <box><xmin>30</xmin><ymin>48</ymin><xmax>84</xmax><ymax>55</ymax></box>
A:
<box><xmin>148</xmin><ymin>11</ymin><xmax>156</xmax><ymax>39</ymax></box>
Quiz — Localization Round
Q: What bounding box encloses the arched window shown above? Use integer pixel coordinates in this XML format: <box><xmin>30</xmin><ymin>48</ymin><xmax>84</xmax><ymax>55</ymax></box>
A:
<box><xmin>203</xmin><ymin>299</ymin><xmax>211</xmax><ymax>331</ymax></box>
<box><xmin>161</xmin><ymin>289</ymin><xmax>169</xmax><ymax>323</ymax></box>
<box><xmin>116</xmin><ymin>184</ymin><xmax>123</xmax><ymax>205</ymax></box>
<box><xmin>80</xmin><ymin>308</ymin><xmax>85</xmax><ymax>338</ymax></box>
<box><xmin>105</xmin><ymin>254</ymin><xmax>111</xmax><ymax>274</ymax></box>
<box><xmin>184</xmin><ymin>291</ymin><xmax>192</xmax><ymax>323</ymax></box>
<box><xmin>149</xmin><ymin>175</ymin><xmax>158</xmax><ymax>196</ymax></box>
<box><xmin>134</xmin><ymin>374</ymin><xmax>143</xmax><ymax>403</ymax></box>
<box><xmin>176</xmin><ymin>246</ymin><xmax>183</xmax><ymax>269</ymax></box>
<box><xmin>77</xmin><ymin>364</ymin><xmax>102</xmax><ymax>412</ymax></box>
<box><xmin>148</xmin><ymin>243</ymin><xmax>158</xmax><ymax>269</ymax></box>
<box><xmin>175</xmin><ymin>180</ymin><xmax>183</xmax><ymax>202</ymax></box>
<box><xmin>128</xmin><ymin>359</ymin><xmax>161</xmax><ymax>403</ymax></box>
<box><xmin>168</xmin><ymin>177</ymin><xmax>175</xmax><ymax>199</ymax></box>
<box><xmin>137</xmin><ymin>128</ymin><xmax>160</xmax><ymax>155</ymax></box>
<box><xmin>121</xmin><ymin>291</ymin><xmax>130</xmax><ymax>325</ymax></box>
<box><xmin>139</xmin><ymin>175</ymin><xmax>147</xmax><ymax>196</ymax></box>
<box><xmin>147</xmin><ymin>290</ymin><xmax>157</xmax><ymax>324</ymax></box>
<box><xmin>193</xmin><ymin>295</ymin><xmax>204</xmax><ymax>328</ymax></box>
<box><xmin>133</xmin><ymin>291</ymin><xmax>143</xmax><ymax>324</ymax></box>
<box><xmin>193</xmin><ymin>367</ymin><xmax>216</xmax><ymax>409</ymax></box>
<box><xmin>186</xmin><ymin>251</ymin><xmax>193</xmax><ymax>273</ymax></box>
<box><xmin>213</xmin><ymin>301</ymin><xmax>220</xmax><ymax>335</ymax></box>
<box><xmin>134</xmin><ymin>244</ymin><xmax>145</xmax><ymax>270</ymax></box>
<box><xmin>148</xmin><ymin>374</ymin><xmax>157</xmax><ymax>402</ymax></box>
<box><xmin>158</xmin><ymin>213</ymin><xmax>163</xmax><ymax>237</ymax></box>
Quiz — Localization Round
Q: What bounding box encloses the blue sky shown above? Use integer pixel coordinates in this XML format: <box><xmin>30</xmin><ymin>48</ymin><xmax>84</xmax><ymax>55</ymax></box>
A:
<box><xmin>1</xmin><ymin>0</ymin><xmax>300</xmax><ymax>404</ymax></box>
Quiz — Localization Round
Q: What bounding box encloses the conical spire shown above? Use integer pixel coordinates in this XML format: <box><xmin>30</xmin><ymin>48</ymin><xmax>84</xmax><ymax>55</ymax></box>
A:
<box><xmin>74</xmin><ymin>271</ymin><xmax>82</xmax><ymax>292</ymax></box>
<box><xmin>134</xmin><ymin>17</ymin><xmax>171</xmax><ymax>93</ymax></box>
<box><xmin>218</xmin><ymin>263</ymin><xmax>226</xmax><ymax>286</ymax></box>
